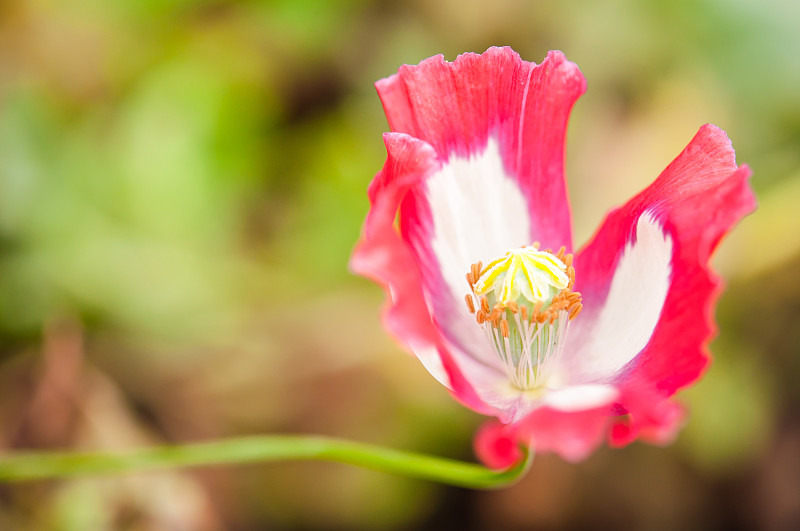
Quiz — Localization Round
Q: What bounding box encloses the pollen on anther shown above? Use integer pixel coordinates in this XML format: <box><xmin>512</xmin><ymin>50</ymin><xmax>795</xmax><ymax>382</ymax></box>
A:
<box><xmin>567</xmin><ymin>266</ymin><xmax>576</xmax><ymax>288</ymax></box>
<box><xmin>520</xmin><ymin>305</ymin><xmax>528</xmax><ymax>321</ymax></box>
<box><xmin>480</xmin><ymin>297</ymin><xmax>489</xmax><ymax>313</ymax></box>
<box><xmin>465</xmin><ymin>295</ymin><xmax>475</xmax><ymax>314</ymax></box>
<box><xmin>569</xmin><ymin>304</ymin><xmax>583</xmax><ymax>320</ymax></box>
<box><xmin>507</xmin><ymin>301</ymin><xmax>519</xmax><ymax>313</ymax></box>
<box><xmin>500</xmin><ymin>319</ymin><xmax>509</xmax><ymax>338</ymax></box>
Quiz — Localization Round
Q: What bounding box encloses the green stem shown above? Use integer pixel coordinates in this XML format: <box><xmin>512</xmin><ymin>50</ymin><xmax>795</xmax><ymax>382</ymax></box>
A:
<box><xmin>0</xmin><ymin>435</ymin><xmax>531</xmax><ymax>489</ymax></box>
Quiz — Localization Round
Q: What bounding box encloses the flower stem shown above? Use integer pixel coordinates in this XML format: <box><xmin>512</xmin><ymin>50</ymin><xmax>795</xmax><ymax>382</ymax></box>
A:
<box><xmin>0</xmin><ymin>435</ymin><xmax>532</xmax><ymax>489</ymax></box>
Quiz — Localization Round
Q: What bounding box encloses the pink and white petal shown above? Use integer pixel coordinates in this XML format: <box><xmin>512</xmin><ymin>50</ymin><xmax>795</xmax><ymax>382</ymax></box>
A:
<box><xmin>608</xmin><ymin>369</ymin><xmax>687</xmax><ymax>447</ymax></box>
<box><xmin>400</xmin><ymin>139</ymin><xmax>533</xmax><ymax>371</ymax></box>
<box><xmin>477</xmin><ymin>386</ymin><xmax>617</xmax><ymax>462</ymax></box>
<box><xmin>512</xmin><ymin>404</ymin><xmax>612</xmax><ymax>462</ymax></box>
<box><xmin>378</xmin><ymin>49</ymin><xmax>585</xmax><ymax>388</ymax></box>
<box><xmin>351</xmin><ymin>132</ymin><xmax>489</xmax><ymax>413</ymax></box>
<box><xmin>474</xmin><ymin>420</ymin><xmax>525</xmax><ymax>470</ymax></box>
<box><xmin>557</xmin><ymin>212</ymin><xmax>674</xmax><ymax>383</ymax></box>
<box><xmin>541</xmin><ymin>384</ymin><xmax>619</xmax><ymax>412</ymax></box>
<box><xmin>609</xmin><ymin>388</ymin><xmax>686</xmax><ymax>447</ymax></box>
<box><xmin>352</xmin><ymin>132</ymin><xmax>543</xmax><ymax>419</ymax></box>
<box><xmin>556</xmin><ymin>124</ymin><xmax>755</xmax><ymax>441</ymax></box>
<box><xmin>377</xmin><ymin>46</ymin><xmax>585</xmax><ymax>250</ymax></box>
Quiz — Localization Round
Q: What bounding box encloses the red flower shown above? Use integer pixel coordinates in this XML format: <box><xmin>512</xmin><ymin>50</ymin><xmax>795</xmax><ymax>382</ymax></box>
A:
<box><xmin>351</xmin><ymin>47</ymin><xmax>755</xmax><ymax>465</ymax></box>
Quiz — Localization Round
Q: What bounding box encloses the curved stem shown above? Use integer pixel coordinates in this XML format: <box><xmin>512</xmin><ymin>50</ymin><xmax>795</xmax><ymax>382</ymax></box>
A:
<box><xmin>0</xmin><ymin>435</ymin><xmax>532</xmax><ymax>489</ymax></box>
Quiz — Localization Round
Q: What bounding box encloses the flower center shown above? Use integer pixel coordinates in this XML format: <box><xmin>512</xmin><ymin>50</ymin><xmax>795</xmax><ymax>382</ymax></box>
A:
<box><xmin>464</xmin><ymin>244</ymin><xmax>582</xmax><ymax>391</ymax></box>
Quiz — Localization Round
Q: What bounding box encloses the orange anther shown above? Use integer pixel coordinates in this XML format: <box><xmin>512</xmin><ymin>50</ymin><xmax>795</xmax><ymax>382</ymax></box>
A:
<box><xmin>465</xmin><ymin>295</ymin><xmax>475</xmax><ymax>314</ymax></box>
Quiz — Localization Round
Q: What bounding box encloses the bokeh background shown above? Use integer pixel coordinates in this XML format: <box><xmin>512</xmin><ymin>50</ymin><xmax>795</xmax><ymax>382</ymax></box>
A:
<box><xmin>1</xmin><ymin>0</ymin><xmax>798</xmax><ymax>529</ymax></box>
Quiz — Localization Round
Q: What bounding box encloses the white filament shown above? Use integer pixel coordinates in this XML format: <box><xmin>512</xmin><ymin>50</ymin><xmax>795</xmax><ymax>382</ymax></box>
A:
<box><xmin>482</xmin><ymin>310</ymin><xmax>571</xmax><ymax>391</ymax></box>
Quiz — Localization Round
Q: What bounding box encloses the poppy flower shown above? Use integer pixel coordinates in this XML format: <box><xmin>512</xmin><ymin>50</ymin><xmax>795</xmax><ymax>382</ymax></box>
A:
<box><xmin>351</xmin><ymin>47</ymin><xmax>755</xmax><ymax>466</ymax></box>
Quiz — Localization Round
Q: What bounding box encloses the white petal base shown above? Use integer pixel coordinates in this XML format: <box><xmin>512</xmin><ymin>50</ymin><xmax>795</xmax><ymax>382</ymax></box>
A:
<box><xmin>420</xmin><ymin>137</ymin><xmax>531</xmax><ymax>367</ymax></box>
<box><xmin>560</xmin><ymin>212</ymin><xmax>673</xmax><ymax>383</ymax></box>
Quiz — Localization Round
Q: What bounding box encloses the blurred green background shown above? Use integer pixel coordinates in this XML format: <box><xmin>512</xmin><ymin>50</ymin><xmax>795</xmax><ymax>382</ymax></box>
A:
<box><xmin>1</xmin><ymin>0</ymin><xmax>798</xmax><ymax>529</ymax></box>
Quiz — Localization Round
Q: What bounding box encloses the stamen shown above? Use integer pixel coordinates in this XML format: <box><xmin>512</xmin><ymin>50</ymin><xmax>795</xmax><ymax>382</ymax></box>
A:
<box><xmin>465</xmin><ymin>295</ymin><xmax>475</xmax><ymax>314</ymax></box>
<box><xmin>473</xmin><ymin>261</ymin><xmax>482</xmax><ymax>280</ymax></box>
<box><xmin>567</xmin><ymin>266</ymin><xmax>576</xmax><ymax>289</ymax></box>
<box><xmin>465</xmin><ymin>244</ymin><xmax>583</xmax><ymax>391</ymax></box>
